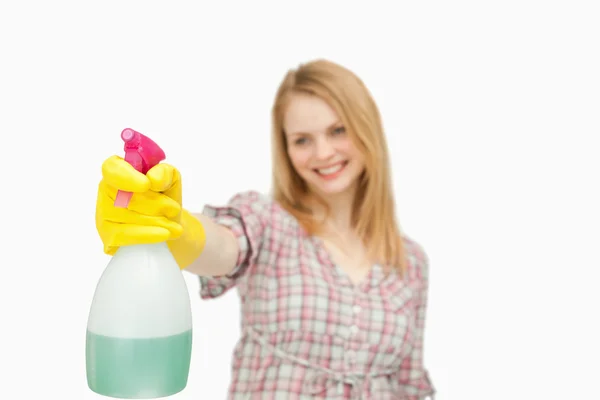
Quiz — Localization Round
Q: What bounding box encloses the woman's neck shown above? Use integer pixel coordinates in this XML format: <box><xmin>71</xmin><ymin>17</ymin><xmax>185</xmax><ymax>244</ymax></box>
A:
<box><xmin>310</xmin><ymin>188</ymin><xmax>357</xmax><ymax>234</ymax></box>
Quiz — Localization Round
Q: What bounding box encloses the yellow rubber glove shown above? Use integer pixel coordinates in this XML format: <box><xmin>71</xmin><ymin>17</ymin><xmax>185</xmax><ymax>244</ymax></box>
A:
<box><xmin>96</xmin><ymin>155</ymin><xmax>206</xmax><ymax>269</ymax></box>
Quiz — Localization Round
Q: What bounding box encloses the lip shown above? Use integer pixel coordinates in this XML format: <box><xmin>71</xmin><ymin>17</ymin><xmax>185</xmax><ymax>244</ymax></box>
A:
<box><xmin>312</xmin><ymin>161</ymin><xmax>349</xmax><ymax>182</ymax></box>
<box><xmin>313</xmin><ymin>161</ymin><xmax>348</xmax><ymax>171</ymax></box>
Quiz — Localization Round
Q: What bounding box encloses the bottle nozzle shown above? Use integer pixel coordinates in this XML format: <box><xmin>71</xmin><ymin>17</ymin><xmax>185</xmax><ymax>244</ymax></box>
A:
<box><xmin>114</xmin><ymin>128</ymin><xmax>166</xmax><ymax>209</ymax></box>
<box><xmin>121</xmin><ymin>128</ymin><xmax>136</xmax><ymax>142</ymax></box>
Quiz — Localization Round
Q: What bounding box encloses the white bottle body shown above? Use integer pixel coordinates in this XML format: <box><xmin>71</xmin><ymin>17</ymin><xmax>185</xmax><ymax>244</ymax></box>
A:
<box><xmin>87</xmin><ymin>242</ymin><xmax>192</xmax><ymax>337</ymax></box>
<box><xmin>86</xmin><ymin>242</ymin><xmax>193</xmax><ymax>399</ymax></box>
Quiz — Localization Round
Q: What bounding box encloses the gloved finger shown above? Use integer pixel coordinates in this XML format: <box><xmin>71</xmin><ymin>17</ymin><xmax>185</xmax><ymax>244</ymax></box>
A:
<box><xmin>100</xmin><ymin>181</ymin><xmax>181</xmax><ymax>220</ymax></box>
<box><xmin>104</xmin><ymin>210</ymin><xmax>183</xmax><ymax>237</ymax></box>
<box><xmin>97</xmin><ymin>198</ymin><xmax>183</xmax><ymax>239</ymax></box>
<box><xmin>99</xmin><ymin>221</ymin><xmax>173</xmax><ymax>254</ymax></box>
<box><xmin>101</xmin><ymin>155</ymin><xmax>151</xmax><ymax>193</ymax></box>
<box><xmin>99</xmin><ymin>189</ymin><xmax>183</xmax><ymax>235</ymax></box>
<box><xmin>146</xmin><ymin>163</ymin><xmax>180</xmax><ymax>193</ymax></box>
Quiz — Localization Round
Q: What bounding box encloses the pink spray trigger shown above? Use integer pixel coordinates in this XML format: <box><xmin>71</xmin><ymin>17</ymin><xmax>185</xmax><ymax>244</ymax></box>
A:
<box><xmin>114</xmin><ymin>128</ymin><xmax>166</xmax><ymax>208</ymax></box>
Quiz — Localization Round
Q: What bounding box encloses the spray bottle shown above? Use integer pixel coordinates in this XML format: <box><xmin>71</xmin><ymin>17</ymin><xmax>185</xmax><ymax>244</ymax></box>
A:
<box><xmin>86</xmin><ymin>128</ymin><xmax>193</xmax><ymax>399</ymax></box>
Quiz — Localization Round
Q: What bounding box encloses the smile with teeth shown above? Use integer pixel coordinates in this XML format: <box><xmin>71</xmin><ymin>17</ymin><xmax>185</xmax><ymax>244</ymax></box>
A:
<box><xmin>315</xmin><ymin>161</ymin><xmax>348</xmax><ymax>176</ymax></box>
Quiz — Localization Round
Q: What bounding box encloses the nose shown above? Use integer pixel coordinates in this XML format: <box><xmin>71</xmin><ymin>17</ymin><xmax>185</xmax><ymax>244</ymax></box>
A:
<box><xmin>314</xmin><ymin>136</ymin><xmax>335</xmax><ymax>160</ymax></box>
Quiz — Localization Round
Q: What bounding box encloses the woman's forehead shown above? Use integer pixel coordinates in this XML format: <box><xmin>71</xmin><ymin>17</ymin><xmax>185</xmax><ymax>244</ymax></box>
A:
<box><xmin>283</xmin><ymin>94</ymin><xmax>340</xmax><ymax>135</ymax></box>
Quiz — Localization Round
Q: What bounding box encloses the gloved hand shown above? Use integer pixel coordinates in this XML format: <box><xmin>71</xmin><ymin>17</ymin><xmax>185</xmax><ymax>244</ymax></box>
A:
<box><xmin>95</xmin><ymin>155</ymin><xmax>206</xmax><ymax>269</ymax></box>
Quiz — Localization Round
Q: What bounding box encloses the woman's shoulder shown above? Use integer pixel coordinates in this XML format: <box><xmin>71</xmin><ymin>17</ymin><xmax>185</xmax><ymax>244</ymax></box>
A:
<box><xmin>225</xmin><ymin>190</ymin><xmax>282</xmax><ymax>213</ymax></box>
<box><xmin>225</xmin><ymin>190</ymin><xmax>298</xmax><ymax>225</ymax></box>
<box><xmin>400</xmin><ymin>234</ymin><xmax>431</xmax><ymax>283</ymax></box>
<box><xmin>202</xmin><ymin>190</ymin><xmax>276</xmax><ymax>222</ymax></box>
<box><xmin>226</xmin><ymin>189</ymin><xmax>272</xmax><ymax>206</ymax></box>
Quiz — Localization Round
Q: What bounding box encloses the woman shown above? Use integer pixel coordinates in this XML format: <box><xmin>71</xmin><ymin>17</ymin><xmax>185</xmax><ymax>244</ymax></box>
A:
<box><xmin>96</xmin><ymin>59</ymin><xmax>436</xmax><ymax>399</ymax></box>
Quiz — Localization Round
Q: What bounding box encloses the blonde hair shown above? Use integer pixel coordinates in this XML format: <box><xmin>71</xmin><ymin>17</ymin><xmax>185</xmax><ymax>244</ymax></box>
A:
<box><xmin>271</xmin><ymin>59</ymin><xmax>408</xmax><ymax>276</ymax></box>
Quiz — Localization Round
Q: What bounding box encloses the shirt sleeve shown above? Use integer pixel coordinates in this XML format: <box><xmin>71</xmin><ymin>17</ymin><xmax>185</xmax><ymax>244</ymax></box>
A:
<box><xmin>197</xmin><ymin>190</ymin><xmax>272</xmax><ymax>300</ymax></box>
<box><xmin>397</xmin><ymin>247</ymin><xmax>436</xmax><ymax>399</ymax></box>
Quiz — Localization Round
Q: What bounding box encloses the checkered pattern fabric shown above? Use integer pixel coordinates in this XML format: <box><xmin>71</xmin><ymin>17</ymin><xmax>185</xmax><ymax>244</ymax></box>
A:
<box><xmin>199</xmin><ymin>191</ymin><xmax>435</xmax><ymax>399</ymax></box>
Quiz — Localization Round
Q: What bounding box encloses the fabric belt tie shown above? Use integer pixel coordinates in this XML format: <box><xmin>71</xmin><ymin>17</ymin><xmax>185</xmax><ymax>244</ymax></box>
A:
<box><xmin>245</xmin><ymin>327</ymin><xmax>409</xmax><ymax>399</ymax></box>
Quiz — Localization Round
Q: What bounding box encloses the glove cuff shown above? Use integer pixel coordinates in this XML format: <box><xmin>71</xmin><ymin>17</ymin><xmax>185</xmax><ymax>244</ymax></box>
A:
<box><xmin>168</xmin><ymin>209</ymin><xmax>206</xmax><ymax>269</ymax></box>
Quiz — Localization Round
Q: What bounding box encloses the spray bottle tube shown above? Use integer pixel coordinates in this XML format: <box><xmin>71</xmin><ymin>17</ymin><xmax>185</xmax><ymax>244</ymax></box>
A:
<box><xmin>86</xmin><ymin>129</ymin><xmax>193</xmax><ymax>399</ymax></box>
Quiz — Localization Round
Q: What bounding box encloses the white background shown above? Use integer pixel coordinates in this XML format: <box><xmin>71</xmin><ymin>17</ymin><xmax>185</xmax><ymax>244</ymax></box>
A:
<box><xmin>0</xmin><ymin>1</ymin><xmax>598</xmax><ymax>399</ymax></box>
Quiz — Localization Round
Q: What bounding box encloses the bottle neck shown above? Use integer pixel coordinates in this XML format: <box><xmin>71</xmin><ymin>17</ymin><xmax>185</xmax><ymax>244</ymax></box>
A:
<box><xmin>116</xmin><ymin>242</ymin><xmax>170</xmax><ymax>255</ymax></box>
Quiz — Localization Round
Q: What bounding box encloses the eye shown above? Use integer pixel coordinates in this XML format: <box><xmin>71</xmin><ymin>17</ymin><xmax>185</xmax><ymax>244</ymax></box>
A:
<box><xmin>294</xmin><ymin>137</ymin><xmax>308</xmax><ymax>145</ymax></box>
<box><xmin>332</xmin><ymin>126</ymin><xmax>346</xmax><ymax>135</ymax></box>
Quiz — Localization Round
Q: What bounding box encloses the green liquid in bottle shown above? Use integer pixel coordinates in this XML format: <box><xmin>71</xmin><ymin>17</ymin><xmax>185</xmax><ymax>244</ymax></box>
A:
<box><xmin>86</xmin><ymin>329</ymin><xmax>192</xmax><ymax>399</ymax></box>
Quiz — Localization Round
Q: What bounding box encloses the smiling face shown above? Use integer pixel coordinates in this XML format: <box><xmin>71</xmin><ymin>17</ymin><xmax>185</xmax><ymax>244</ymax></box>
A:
<box><xmin>283</xmin><ymin>92</ymin><xmax>365</xmax><ymax>198</ymax></box>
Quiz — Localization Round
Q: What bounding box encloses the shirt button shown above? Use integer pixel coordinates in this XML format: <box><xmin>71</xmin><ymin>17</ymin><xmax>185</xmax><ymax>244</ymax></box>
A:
<box><xmin>353</xmin><ymin>305</ymin><xmax>361</xmax><ymax>314</ymax></box>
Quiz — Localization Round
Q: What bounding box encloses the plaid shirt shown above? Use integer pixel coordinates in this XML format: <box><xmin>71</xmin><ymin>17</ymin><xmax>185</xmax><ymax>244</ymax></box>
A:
<box><xmin>199</xmin><ymin>191</ymin><xmax>436</xmax><ymax>400</ymax></box>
